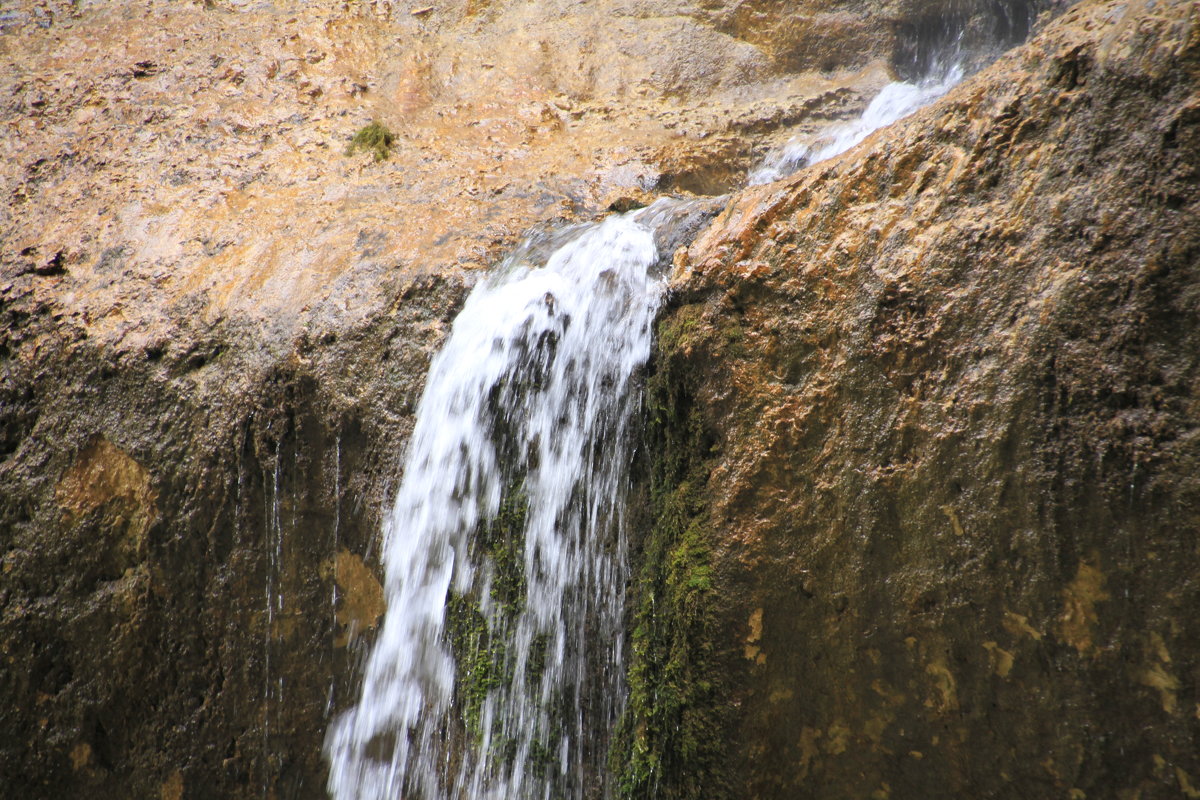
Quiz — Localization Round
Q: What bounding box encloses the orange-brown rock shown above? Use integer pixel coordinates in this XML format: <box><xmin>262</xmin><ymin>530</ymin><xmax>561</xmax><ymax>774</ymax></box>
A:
<box><xmin>1</xmin><ymin>0</ymin><xmax>924</xmax><ymax>351</ymax></box>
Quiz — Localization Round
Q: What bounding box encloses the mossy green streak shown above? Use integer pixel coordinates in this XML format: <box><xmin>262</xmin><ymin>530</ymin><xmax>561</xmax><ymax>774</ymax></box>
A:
<box><xmin>444</xmin><ymin>482</ymin><xmax>531</xmax><ymax>738</ymax></box>
<box><xmin>613</xmin><ymin>305</ymin><xmax>730</xmax><ymax>800</ymax></box>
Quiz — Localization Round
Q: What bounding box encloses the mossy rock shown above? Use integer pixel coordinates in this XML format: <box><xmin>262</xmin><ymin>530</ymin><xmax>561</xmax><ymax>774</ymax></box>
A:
<box><xmin>612</xmin><ymin>306</ymin><xmax>731</xmax><ymax>800</ymax></box>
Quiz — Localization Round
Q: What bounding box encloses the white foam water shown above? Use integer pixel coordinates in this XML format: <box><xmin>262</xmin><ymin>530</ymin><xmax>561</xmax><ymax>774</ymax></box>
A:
<box><xmin>748</xmin><ymin>64</ymin><xmax>964</xmax><ymax>186</ymax></box>
<box><xmin>326</xmin><ymin>208</ymin><xmax>668</xmax><ymax>800</ymax></box>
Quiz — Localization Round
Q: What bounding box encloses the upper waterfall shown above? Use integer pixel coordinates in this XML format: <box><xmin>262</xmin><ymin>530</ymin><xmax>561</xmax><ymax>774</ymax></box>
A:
<box><xmin>323</xmin><ymin>51</ymin><xmax>971</xmax><ymax>796</ymax></box>
<box><xmin>748</xmin><ymin>65</ymin><xmax>964</xmax><ymax>186</ymax></box>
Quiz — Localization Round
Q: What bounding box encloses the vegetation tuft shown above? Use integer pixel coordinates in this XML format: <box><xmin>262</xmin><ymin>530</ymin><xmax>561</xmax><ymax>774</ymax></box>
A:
<box><xmin>346</xmin><ymin>120</ymin><xmax>395</xmax><ymax>162</ymax></box>
<box><xmin>445</xmin><ymin>591</ymin><xmax>507</xmax><ymax>739</ymax></box>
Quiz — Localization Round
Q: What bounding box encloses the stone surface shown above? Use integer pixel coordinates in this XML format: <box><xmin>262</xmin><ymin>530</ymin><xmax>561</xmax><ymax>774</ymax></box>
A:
<box><xmin>620</xmin><ymin>0</ymin><xmax>1200</xmax><ymax>797</ymax></box>
<box><xmin>0</xmin><ymin>0</ymin><xmax>925</xmax><ymax>354</ymax></box>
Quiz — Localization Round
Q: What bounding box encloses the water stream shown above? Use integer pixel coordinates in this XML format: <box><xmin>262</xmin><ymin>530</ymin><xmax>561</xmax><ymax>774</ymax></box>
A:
<box><xmin>326</xmin><ymin>208</ymin><xmax>669</xmax><ymax>800</ymax></box>
<box><xmin>748</xmin><ymin>64</ymin><xmax>964</xmax><ymax>186</ymax></box>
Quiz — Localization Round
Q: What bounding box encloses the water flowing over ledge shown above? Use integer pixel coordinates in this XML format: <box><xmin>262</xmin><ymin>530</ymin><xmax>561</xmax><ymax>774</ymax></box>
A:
<box><xmin>8</xmin><ymin>2</ymin><xmax>1193</xmax><ymax>799</ymax></box>
<box><xmin>326</xmin><ymin>207</ymin><xmax>671</xmax><ymax>800</ymax></box>
<box><xmin>748</xmin><ymin>64</ymin><xmax>964</xmax><ymax>186</ymax></box>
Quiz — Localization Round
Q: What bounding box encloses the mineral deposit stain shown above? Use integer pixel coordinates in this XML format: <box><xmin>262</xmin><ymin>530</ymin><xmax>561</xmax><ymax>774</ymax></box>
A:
<box><xmin>982</xmin><ymin>640</ymin><xmax>1015</xmax><ymax>677</ymax></box>
<box><xmin>320</xmin><ymin>549</ymin><xmax>385</xmax><ymax>647</ymax></box>
<box><xmin>56</xmin><ymin>436</ymin><xmax>158</xmax><ymax>542</ymax></box>
<box><xmin>1058</xmin><ymin>557</ymin><xmax>1110</xmax><ymax>655</ymax></box>
<box><xmin>744</xmin><ymin>606</ymin><xmax>766</xmax><ymax>663</ymax></box>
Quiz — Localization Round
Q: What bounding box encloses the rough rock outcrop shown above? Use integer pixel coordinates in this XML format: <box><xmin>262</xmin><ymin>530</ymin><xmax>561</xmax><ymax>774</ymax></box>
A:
<box><xmin>619</xmin><ymin>1</ymin><xmax>1200</xmax><ymax>797</ymax></box>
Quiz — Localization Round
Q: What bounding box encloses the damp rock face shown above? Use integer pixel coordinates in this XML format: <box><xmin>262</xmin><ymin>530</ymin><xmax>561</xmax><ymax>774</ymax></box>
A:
<box><xmin>0</xmin><ymin>1</ymin><xmax>966</xmax><ymax>797</ymax></box>
<box><xmin>620</xmin><ymin>1</ymin><xmax>1200</xmax><ymax>798</ymax></box>
<box><xmin>0</xmin><ymin>267</ymin><xmax>467</xmax><ymax>798</ymax></box>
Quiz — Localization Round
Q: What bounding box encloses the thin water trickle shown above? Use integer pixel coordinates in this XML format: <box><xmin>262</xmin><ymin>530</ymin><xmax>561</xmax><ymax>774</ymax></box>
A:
<box><xmin>328</xmin><ymin>435</ymin><xmax>343</xmax><ymax>720</ymax></box>
<box><xmin>264</xmin><ymin>453</ymin><xmax>282</xmax><ymax>798</ymax></box>
<box><xmin>327</xmin><ymin>205</ymin><xmax>674</xmax><ymax>800</ymax></box>
<box><xmin>748</xmin><ymin>64</ymin><xmax>964</xmax><ymax>186</ymax></box>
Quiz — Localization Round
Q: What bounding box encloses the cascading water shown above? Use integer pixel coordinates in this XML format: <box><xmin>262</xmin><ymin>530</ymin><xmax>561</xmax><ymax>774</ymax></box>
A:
<box><xmin>748</xmin><ymin>64</ymin><xmax>964</xmax><ymax>185</ymax></box>
<box><xmin>326</xmin><ymin>207</ymin><xmax>670</xmax><ymax>799</ymax></box>
<box><xmin>327</xmin><ymin>30</ymin><xmax>969</xmax><ymax>796</ymax></box>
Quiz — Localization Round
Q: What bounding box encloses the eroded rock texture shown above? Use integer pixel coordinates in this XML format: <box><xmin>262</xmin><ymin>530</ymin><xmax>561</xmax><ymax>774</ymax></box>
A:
<box><xmin>621</xmin><ymin>1</ymin><xmax>1200</xmax><ymax>797</ymax></box>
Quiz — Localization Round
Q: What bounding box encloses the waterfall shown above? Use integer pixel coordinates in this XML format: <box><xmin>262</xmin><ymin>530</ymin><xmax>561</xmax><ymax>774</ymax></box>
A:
<box><xmin>326</xmin><ymin>207</ymin><xmax>669</xmax><ymax>799</ymax></box>
<box><xmin>324</xmin><ymin>43</ymin><xmax>965</xmax><ymax>795</ymax></box>
<box><xmin>748</xmin><ymin>64</ymin><xmax>964</xmax><ymax>186</ymax></box>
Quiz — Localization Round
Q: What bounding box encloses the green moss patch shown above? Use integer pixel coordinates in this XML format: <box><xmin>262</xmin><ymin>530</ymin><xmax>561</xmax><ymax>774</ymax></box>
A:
<box><xmin>446</xmin><ymin>591</ymin><xmax>507</xmax><ymax>738</ymax></box>
<box><xmin>612</xmin><ymin>304</ymin><xmax>730</xmax><ymax>800</ymax></box>
<box><xmin>346</xmin><ymin>120</ymin><xmax>395</xmax><ymax>162</ymax></box>
<box><xmin>444</xmin><ymin>482</ymin><xmax>531</xmax><ymax>739</ymax></box>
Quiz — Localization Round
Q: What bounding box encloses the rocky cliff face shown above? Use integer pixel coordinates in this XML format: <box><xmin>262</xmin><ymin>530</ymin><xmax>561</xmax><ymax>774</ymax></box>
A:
<box><xmin>4</xmin><ymin>0</ymin><xmax>1193</xmax><ymax>798</ymax></box>
<box><xmin>620</xmin><ymin>1</ymin><xmax>1200</xmax><ymax>797</ymax></box>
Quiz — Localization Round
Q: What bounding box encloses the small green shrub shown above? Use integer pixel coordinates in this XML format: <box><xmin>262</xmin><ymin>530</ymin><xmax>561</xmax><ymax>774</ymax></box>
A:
<box><xmin>346</xmin><ymin>120</ymin><xmax>395</xmax><ymax>161</ymax></box>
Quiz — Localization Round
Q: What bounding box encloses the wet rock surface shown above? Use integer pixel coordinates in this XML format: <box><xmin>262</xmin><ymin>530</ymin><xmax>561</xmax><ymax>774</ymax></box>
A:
<box><xmin>0</xmin><ymin>266</ymin><xmax>466</xmax><ymax>797</ymax></box>
<box><xmin>625</xmin><ymin>0</ymin><xmax>1200</xmax><ymax>797</ymax></box>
